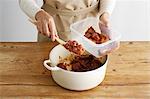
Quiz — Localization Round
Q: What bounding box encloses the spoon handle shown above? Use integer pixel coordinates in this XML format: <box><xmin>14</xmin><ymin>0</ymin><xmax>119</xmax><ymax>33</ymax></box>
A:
<box><xmin>55</xmin><ymin>37</ymin><xmax>66</xmax><ymax>45</ymax></box>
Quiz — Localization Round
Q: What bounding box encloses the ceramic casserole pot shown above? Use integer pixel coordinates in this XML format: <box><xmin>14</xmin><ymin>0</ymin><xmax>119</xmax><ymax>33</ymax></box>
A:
<box><xmin>43</xmin><ymin>44</ymin><xmax>108</xmax><ymax>91</ymax></box>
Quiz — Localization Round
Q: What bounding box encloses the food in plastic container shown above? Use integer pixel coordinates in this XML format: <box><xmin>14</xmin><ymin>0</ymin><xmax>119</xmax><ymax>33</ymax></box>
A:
<box><xmin>84</xmin><ymin>26</ymin><xmax>110</xmax><ymax>44</ymax></box>
<box><xmin>70</xmin><ymin>17</ymin><xmax>121</xmax><ymax>58</ymax></box>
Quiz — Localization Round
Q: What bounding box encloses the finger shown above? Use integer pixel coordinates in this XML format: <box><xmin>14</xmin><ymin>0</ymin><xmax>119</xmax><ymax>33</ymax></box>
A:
<box><xmin>36</xmin><ymin>25</ymin><xmax>40</xmax><ymax>33</ymax></box>
<box><xmin>51</xmin><ymin>20</ymin><xmax>59</xmax><ymax>38</ymax></box>
<box><xmin>104</xmin><ymin>21</ymin><xmax>108</xmax><ymax>27</ymax></box>
<box><xmin>42</xmin><ymin>22</ymin><xmax>50</xmax><ymax>37</ymax></box>
<box><xmin>51</xmin><ymin>29</ymin><xmax>56</xmax><ymax>41</ymax></box>
<box><xmin>105</xmin><ymin>21</ymin><xmax>109</xmax><ymax>27</ymax></box>
<box><xmin>48</xmin><ymin>22</ymin><xmax>55</xmax><ymax>41</ymax></box>
<box><xmin>99</xmin><ymin>22</ymin><xmax>107</xmax><ymax>33</ymax></box>
<box><xmin>101</xmin><ymin>20</ymin><xmax>108</xmax><ymax>27</ymax></box>
<box><xmin>48</xmin><ymin>19</ymin><xmax>57</xmax><ymax>41</ymax></box>
<box><xmin>54</xmin><ymin>30</ymin><xmax>59</xmax><ymax>38</ymax></box>
<box><xmin>99</xmin><ymin>21</ymin><xmax>111</xmax><ymax>35</ymax></box>
<box><xmin>99</xmin><ymin>21</ymin><xmax>104</xmax><ymax>29</ymax></box>
<box><xmin>41</xmin><ymin>23</ymin><xmax>47</xmax><ymax>36</ymax></box>
<box><xmin>37</xmin><ymin>22</ymin><xmax>43</xmax><ymax>34</ymax></box>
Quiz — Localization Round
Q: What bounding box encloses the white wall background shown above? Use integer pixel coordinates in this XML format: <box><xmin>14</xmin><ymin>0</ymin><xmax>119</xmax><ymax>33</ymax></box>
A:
<box><xmin>110</xmin><ymin>0</ymin><xmax>150</xmax><ymax>41</ymax></box>
<box><xmin>0</xmin><ymin>1</ymin><xmax>2</xmax><ymax>40</ymax></box>
<box><xmin>0</xmin><ymin>0</ymin><xmax>150</xmax><ymax>42</ymax></box>
<box><xmin>0</xmin><ymin>0</ymin><xmax>37</xmax><ymax>42</ymax></box>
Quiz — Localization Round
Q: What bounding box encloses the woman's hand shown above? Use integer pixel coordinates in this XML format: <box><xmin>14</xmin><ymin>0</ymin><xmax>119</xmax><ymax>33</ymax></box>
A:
<box><xmin>35</xmin><ymin>10</ymin><xmax>58</xmax><ymax>41</ymax></box>
<box><xmin>99</xmin><ymin>12</ymin><xmax>120</xmax><ymax>56</ymax></box>
<box><xmin>99</xmin><ymin>12</ymin><xmax>110</xmax><ymax>34</ymax></box>
<box><xmin>99</xmin><ymin>12</ymin><xmax>110</xmax><ymax>27</ymax></box>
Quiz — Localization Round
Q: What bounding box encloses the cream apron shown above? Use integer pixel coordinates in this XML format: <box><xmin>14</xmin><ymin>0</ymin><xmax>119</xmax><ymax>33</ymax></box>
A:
<box><xmin>38</xmin><ymin>0</ymin><xmax>100</xmax><ymax>42</ymax></box>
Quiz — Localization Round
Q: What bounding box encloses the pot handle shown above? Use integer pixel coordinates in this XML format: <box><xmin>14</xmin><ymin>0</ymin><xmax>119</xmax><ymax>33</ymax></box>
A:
<box><xmin>43</xmin><ymin>60</ymin><xmax>60</xmax><ymax>71</ymax></box>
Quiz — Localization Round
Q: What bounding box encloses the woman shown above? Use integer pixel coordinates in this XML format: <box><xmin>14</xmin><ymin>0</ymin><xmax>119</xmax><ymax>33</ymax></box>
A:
<box><xmin>19</xmin><ymin>0</ymin><xmax>116</xmax><ymax>42</ymax></box>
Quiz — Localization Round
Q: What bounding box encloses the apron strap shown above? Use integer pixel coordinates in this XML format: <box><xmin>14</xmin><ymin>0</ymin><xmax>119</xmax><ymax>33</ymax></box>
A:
<box><xmin>42</xmin><ymin>1</ymin><xmax>99</xmax><ymax>16</ymax></box>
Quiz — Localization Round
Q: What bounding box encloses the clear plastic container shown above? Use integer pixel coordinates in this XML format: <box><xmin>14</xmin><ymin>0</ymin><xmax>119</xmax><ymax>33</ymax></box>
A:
<box><xmin>70</xmin><ymin>17</ymin><xmax>121</xmax><ymax>58</ymax></box>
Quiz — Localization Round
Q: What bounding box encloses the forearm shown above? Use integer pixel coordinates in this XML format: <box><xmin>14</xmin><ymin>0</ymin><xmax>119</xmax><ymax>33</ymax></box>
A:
<box><xmin>99</xmin><ymin>0</ymin><xmax>116</xmax><ymax>16</ymax></box>
<box><xmin>19</xmin><ymin>0</ymin><xmax>43</xmax><ymax>20</ymax></box>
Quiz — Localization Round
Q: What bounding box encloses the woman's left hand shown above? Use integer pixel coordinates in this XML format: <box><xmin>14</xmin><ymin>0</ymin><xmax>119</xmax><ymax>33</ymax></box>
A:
<box><xmin>99</xmin><ymin>12</ymin><xmax>110</xmax><ymax>34</ymax></box>
<box><xmin>99</xmin><ymin>12</ymin><xmax>110</xmax><ymax>27</ymax></box>
<box><xmin>99</xmin><ymin>12</ymin><xmax>120</xmax><ymax>56</ymax></box>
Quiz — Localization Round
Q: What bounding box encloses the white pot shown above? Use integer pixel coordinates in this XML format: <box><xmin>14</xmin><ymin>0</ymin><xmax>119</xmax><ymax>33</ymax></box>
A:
<box><xmin>43</xmin><ymin>44</ymin><xmax>108</xmax><ymax>91</ymax></box>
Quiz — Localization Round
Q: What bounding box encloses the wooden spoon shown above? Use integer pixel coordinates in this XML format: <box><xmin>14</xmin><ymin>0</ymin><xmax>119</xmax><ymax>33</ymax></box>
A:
<box><xmin>29</xmin><ymin>19</ymin><xmax>85</xmax><ymax>55</ymax></box>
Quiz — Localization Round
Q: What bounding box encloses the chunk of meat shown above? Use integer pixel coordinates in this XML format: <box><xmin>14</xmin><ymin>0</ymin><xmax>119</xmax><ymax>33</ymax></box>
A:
<box><xmin>71</xmin><ymin>55</ymin><xmax>102</xmax><ymax>72</ymax></box>
<box><xmin>63</xmin><ymin>40</ymin><xmax>85</xmax><ymax>55</ymax></box>
<box><xmin>57</xmin><ymin>62</ymin><xmax>72</xmax><ymax>71</ymax></box>
<box><xmin>57</xmin><ymin>63</ymin><xmax>67</xmax><ymax>70</ymax></box>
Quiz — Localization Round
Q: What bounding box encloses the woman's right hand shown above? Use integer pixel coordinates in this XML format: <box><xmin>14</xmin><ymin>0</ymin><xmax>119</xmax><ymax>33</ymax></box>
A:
<box><xmin>35</xmin><ymin>10</ymin><xmax>58</xmax><ymax>41</ymax></box>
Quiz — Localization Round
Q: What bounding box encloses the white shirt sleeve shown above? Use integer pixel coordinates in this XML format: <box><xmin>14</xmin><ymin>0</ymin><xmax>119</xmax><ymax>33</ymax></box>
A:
<box><xmin>99</xmin><ymin>0</ymin><xmax>116</xmax><ymax>16</ymax></box>
<box><xmin>19</xmin><ymin>0</ymin><xmax>43</xmax><ymax>20</ymax></box>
